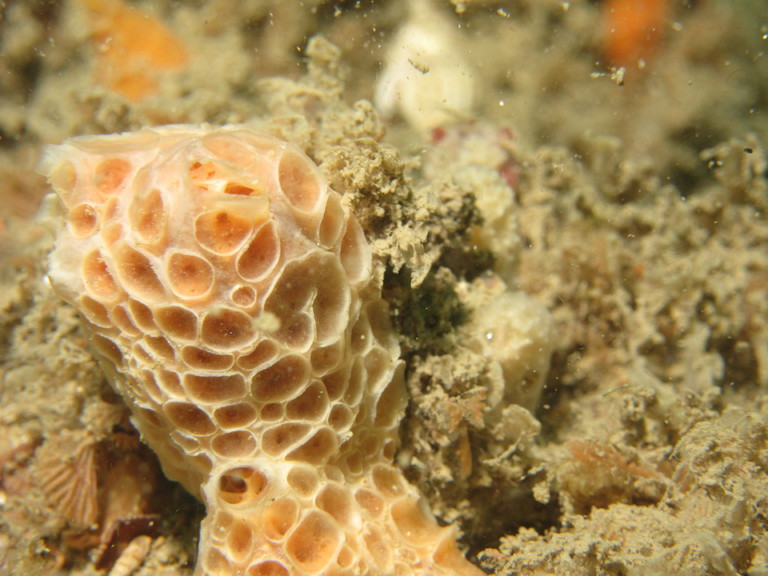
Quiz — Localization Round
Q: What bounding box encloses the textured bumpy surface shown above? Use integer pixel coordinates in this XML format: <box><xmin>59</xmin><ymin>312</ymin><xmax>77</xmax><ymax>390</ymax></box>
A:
<box><xmin>41</xmin><ymin>125</ymin><xmax>483</xmax><ymax>576</ymax></box>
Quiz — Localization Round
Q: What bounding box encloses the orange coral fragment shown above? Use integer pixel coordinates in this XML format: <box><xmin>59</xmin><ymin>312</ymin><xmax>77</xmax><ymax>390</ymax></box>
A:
<box><xmin>80</xmin><ymin>0</ymin><xmax>188</xmax><ymax>101</ymax></box>
<box><xmin>602</xmin><ymin>0</ymin><xmax>669</xmax><ymax>69</ymax></box>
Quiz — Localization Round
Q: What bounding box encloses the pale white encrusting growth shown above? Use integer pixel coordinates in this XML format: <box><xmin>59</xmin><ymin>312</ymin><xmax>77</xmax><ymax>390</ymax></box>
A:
<box><xmin>467</xmin><ymin>291</ymin><xmax>554</xmax><ymax>412</ymax></box>
<box><xmin>375</xmin><ymin>0</ymin><xmax>475</xmax><ymax>134</ymax></box>
<box><xmin>41</xmin><ymin>125</ymin><xmax>485</xmax><ymax>576</ymax></box>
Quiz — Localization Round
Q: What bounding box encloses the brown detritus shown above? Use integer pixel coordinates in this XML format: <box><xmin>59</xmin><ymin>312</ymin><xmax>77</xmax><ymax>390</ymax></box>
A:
<box><xmin>558</xmin><ymin>440</ymin><xmax>667</xmax><ymax>514</ymax></box>
<box><xmin>482</xmin><ymin>410</ymin><xmax>768</xmax><ymax>575</ymax></box>
<box><xmin>94</xmin><ymin>515</ymin><xmax>161</xmax><ymax>571</ymax></box>
<box><xmin>27</xmin><ymin>536</ymin><xmax>68</xmax><ymax>572</ymax></box>
<box><xmin>456</xmin><ymin>425</ymin><xmax>474</xmax><ymax>481</ymax></box>
<box><xmin>0</xmin><ymin>436</ymin><xmax>41</xmax><ymax>490</ymax></box>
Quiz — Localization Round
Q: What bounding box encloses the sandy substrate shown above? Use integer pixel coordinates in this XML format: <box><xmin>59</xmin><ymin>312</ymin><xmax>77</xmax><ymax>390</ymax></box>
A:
<box><xmin>1</xmin><ymin>1</ymin><xmax>767</xmax><ymax>575</ymax></box>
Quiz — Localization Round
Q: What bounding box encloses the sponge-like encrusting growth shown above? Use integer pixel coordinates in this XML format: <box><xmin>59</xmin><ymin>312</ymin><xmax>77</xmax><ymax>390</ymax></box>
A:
<box><xmin>41</xmin><ymin>125</ymin><xmax>484</xmax><ymax>576</ymax></box>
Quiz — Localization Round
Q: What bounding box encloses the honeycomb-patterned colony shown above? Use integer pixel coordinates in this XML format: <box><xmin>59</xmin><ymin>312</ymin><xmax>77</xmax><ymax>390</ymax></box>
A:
<box><xmin>41</xmin><ymin>125</ymin><xmax>484</xmax><ymax>576</ymax></box>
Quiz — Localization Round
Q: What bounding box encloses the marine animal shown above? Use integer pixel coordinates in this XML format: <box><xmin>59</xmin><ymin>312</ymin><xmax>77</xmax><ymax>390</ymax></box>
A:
<box><xmin>40</xmin><ymin>125</ymin><xmax>484</xmax><ymax>576</ymax></box>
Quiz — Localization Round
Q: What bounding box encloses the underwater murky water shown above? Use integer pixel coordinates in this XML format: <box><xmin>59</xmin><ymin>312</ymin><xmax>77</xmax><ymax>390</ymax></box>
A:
<box><xmin>1</xmin><ymin>1</ymin><xmax>767</xmax><ymax>575</ymax></box>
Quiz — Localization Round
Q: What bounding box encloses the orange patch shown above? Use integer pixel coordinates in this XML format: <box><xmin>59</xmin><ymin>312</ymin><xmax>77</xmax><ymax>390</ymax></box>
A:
<box><xmin>80</xmin><ymin>0</ymin><xmax>188</xmax><ymax>101</ymax></box>
<box><xmin>602</xmin><ymin>0</ymin><xmax>669</xmax><ymax>69</ymax></box>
